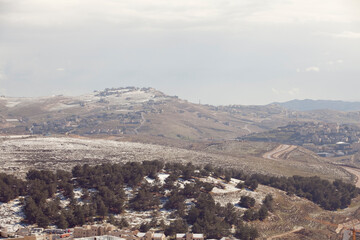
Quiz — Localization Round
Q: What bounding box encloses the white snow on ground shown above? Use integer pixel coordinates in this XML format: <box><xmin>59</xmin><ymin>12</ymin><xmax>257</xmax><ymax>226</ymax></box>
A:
<box><xmin>117</xmin><ymin>181</ymin><xmax>173</xmax><ymax>228</ymax></box>
<box><xmin>157</xmin><ymin>173</ymin><xmax>169</xmax><ymax>184</ymax></box>
<box><xmin>5</xmin><ymin>100</ymin><xmax>22</xmax><ymax>108</ymax></box>
<box><xmin>208</xmin><ymin>177</ymin><xmax>267</xmax><ymax>207</ymax></box>
<box><xmin>74</xmin><ymin>188</ymin><xmax>84</xmax><ymax>205</ymax></box>
<box><xmin>56</xmin><ymin>192</ymin><xmax>70</xmax><ymax>208</ymax></box>
<box><xmin>4</xmin><ymin>97</ymin><xmax>50</xmax><ymax>109</ymax></box>
<box><xmin>176</xmin><ymin>179</ymin><xmax>193</xmax><ymax>189</ymax></box>
<box><xmin>0</xmin><ymin>173</ymin><xmax>271</xmax><ymax>231</ymax></box>
<box><xmin>48</xmin><ymin>103</ymin><xmax>78</xmax><ymax>111</ymax></box>
<box><xmin>211</xmin><ymin>178</ymin><xmax>242</xmax><ymax>194</ymax></box>
<box><xmin>0</xmin><ymin>135</ymin><xmax>32</xmax><ymax>139</ymax></box>
<box><xmin>0</xmin><ymin>198</ymin><xmax>26</xmax><ymax>232</ymax></box>
<box><xmin>0</xmin><ymin>136</ymin><xmax>237</xmax><ymax>178</ymax></box>
<box><xmin>118</xmin><ymin>208</ymin><xmax>173</xmax><ymax>228</ymax></box>
<box><xmin>76</xmin><ymin>88</ymin><xmax>167</xmax><ymax>107</ymax></box>
<box><xmin>145</xmin><ymin>177</ymin><xmax>155</xmax><ymax>184</ymax></box>
<box><xmin>56</xmin><ymin>188</ymin><xmax>84</xmax><ymax>208</ymax></box>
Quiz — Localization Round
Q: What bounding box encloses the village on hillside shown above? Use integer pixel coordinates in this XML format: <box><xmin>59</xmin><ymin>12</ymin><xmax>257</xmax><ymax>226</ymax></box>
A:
<box><xmin>241</xmin><ymin>121</ymin><xmax>360</xmax><ymax>156</ymax></box>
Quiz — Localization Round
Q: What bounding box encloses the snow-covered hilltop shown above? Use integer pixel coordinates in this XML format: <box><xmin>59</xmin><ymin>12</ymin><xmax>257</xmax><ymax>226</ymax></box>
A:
<box><xmin>2</xmin><ymin>87</ymin><xmax>171</xmax><ymax>112</ymax></box>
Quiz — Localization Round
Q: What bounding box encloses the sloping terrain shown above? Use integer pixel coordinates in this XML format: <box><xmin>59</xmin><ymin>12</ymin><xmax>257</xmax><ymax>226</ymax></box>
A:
<box><xmin>182</xmin><ymin>140</ymin><xmax>354</xmax><ymax>183</ymax></box>
<box><xmin>1</xmin><ymin>166</ymin><xmax>358</xmax><ymax>240</ymax></box>
<box><xmin>2</xmin><ymin>87</ymin><xmax>360</xmax><ymax>142</ymax></box>
<box><xmin>0</xmin><ymin>87</ymin><xmax>264</xmax><ymax>140</ymax></box>
<box><xmin>274</xmin><ymin>99</ymin><xmax>360</xmax><ymax>112</ymax></box>
<box><xmin>0</xmin><ymin>136</ymin><xmax>352</xmax><ymax>183</ymax></box>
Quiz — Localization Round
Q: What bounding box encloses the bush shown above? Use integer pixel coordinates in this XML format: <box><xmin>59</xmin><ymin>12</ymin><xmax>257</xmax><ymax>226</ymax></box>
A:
<box><xmin>243</xmin><ymin>209</ymin><xmax>259</xmax><ymax>221</ymax></box>
<box><xmin>239</xmin><ymin>196</ymin><xmax>255</xmax><ymax>208</ymax></box>
<box><xmin>236</xmin><ymin>182</ymin><xmax>245</xmax><ymax>189</ymax></box>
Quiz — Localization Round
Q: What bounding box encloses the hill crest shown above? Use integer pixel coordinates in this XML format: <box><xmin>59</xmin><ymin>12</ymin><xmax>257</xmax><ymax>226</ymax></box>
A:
<box><xmin>273</xmin><ymin>99</ymin><xmax>360</xmax><ymax>112</ymax></box>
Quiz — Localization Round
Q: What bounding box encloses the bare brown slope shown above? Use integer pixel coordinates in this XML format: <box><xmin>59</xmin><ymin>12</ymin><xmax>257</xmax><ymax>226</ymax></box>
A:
<box><xmin>194</xmin><ymin>141</ymin><xmax>353</xmax><ymax>182</ymax></box>
<box><xmin>3</xmin><ymin>87</ymin><xmax>360</xmax><ymax>141</ymax></box>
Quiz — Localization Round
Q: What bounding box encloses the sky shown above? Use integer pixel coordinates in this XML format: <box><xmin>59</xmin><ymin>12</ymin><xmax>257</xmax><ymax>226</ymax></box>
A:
<box><xmin>0</xmin><ymin>0</ymin><xmax>359</xmax><ymax>105</ymax></box>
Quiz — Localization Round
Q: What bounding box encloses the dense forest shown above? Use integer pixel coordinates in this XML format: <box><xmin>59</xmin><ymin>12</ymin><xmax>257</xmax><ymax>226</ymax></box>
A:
<box><xmin>0</xmin><ymin>160</ymin><xmax>358</xmax><ymax>239</ymax></box>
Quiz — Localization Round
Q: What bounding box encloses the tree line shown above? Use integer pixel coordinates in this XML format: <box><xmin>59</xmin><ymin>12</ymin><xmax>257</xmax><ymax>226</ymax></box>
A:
<box><xmin>0</xmin><ymin>160</ymin><xmax>358</xmax><ymax>239</ymax></box>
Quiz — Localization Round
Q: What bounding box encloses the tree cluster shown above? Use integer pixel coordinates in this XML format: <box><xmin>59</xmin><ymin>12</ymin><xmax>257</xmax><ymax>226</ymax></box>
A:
<box><xmin>0</xmin><ymin>173</ymin><xmax>25</xmax><ymax>202</ymax></box>
<box><xmin>248</xmin><ymin>174</ymin><xmax>358</xmax><ymax>210</ymax></box>
<box><xmin>0</xmin><ymin>159</ymin><xmax>358</xmax><ymax>236</ymax></box>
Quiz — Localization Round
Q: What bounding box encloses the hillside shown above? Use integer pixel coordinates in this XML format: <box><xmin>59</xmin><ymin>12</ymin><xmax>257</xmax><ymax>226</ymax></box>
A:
<box><xmin>2</xmin><ymin>88</ymin><xmax>360</xmax><ymax>239</ymax></box>
<box><xmin>0</xmin><ymin>87</ymin><xmax>267</xmax><ymax>140</ymax></box>
<box><xmin>3</xmin><ymin>87</ymin><xmax>360</xmax><ymax>142</ymax></box>
<box><xmin>0</xmin><ymin>135</ymin><xmax>352</xmax><ymax>183</ymax></box>
<box><xmin>240</xmin><ymin>121</ymin><xmax>360</xmax><ymax>157</ymax></box>
<box><xmin>1</xmin><ymin>159</ymin><xmax>359</xmax><ymax>240</ymax></box>
<box><xmin>274</xmin><ymin>99</ymin><xmax>360</xmax><ymax>112</ymax></box>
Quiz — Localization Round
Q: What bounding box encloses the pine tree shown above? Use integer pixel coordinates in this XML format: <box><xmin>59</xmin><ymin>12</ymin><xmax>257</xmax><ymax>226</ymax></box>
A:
<box><xmin>57</xmin><ymin>214</ymin><xmax>68</xmax><ymax>229</ymax></box>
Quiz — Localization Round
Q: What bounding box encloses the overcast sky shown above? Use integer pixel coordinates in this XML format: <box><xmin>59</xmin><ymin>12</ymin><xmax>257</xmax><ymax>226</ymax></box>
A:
<box><xmin>0</xmin><ymin>0</ymin><xmax>359</xmax><ymax>105</ymax></box>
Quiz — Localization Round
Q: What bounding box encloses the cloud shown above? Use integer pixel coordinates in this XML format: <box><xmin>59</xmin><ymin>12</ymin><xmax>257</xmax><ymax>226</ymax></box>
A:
<box><xmin>272</xmin><ymin>87</ymin><xmax>300</xmax><ymax>96</ymax></box>
<box><xmin>305</xmin><ymin>67</ymin><xmax>320</xmax><ymax>72</ymax></box>
<box><xmin>0</xmin><ymin>70</ymin><xmax>7</xmax><ymax>95</ymax></box>
<box><xmin>243</xmin><ymin>0</ymin><xmax>359</xmax><ymax>24</ymax></box>
<box><xmin>333</xmin><ymin>31</ymin><xmax>360</xmax><ymax>39</ymax></box>
<box><xmin>0</xmin><ymin>88</ymin><xmax>7</xmax><ymax>96</ymax></box>
<box><xmin>272</xmin><ymin>88</ymin><xmax>280</xmax><ymax>95</ymax></box>
<box><xmin>0</xmin><ymin>68</ymin><xmax>7</xmax><ymax>81</ymax></box>
<box><xmin>56</xmin><ymin>68</ymin><xmax>65</xmax><ymax>71</ymax></box>
<box><xmin>1</xmin><ymin>0</ymin><xmax>359</xmax><ymax>30</ymax></box>
<box><xmin>328</xmin><ymin>59</ymin><xmax>343</xmax><ymax>65</ymax></box>
<box><xmin>288</xmin><ymin>88</ymin><xmax>300</xmax><ymax>95</ymax></box>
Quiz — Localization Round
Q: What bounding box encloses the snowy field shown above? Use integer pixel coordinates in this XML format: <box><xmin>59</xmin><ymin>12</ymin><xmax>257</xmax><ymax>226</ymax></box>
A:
<box><xmin>0</xmin><ymin>136</ymin><xmax>251</xmax><ymax>178</ymax></box>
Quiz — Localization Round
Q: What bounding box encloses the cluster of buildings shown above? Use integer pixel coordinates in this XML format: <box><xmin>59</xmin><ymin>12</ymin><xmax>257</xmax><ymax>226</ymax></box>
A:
<box><xmin>72</xmin><ymin>225</ymin><xmax>205</xmax><ymax>240</ymax></box>
<box><xmin>243</xmin><ymin>121</ymin><xmax>360</xmax><ymax>156</ymax></box>
<box><xmin>0</xmin><ymin>224</ymin><xmax>206</xmax><ymax>240</ymax></box>
<box><xmin>0</xmin><ymin>227</ymin><xmax>67</xmax><ymax>240</ymax></box>
<box><xmin>281</xmin><ymin>122</ymin><xmax>360</xmax><ymax>156</ymax></box>
<box><xmin>278</xmin><ymin>122</ymin><xmax>360</xmax><ymax>146</ymax></box>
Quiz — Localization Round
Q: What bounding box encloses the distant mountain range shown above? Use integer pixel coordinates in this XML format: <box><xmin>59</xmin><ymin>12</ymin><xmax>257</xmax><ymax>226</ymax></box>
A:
<box><xmin>273</xmin><ymin>99</ymin><xmax>360</xmax><ymax>112</ymax></box>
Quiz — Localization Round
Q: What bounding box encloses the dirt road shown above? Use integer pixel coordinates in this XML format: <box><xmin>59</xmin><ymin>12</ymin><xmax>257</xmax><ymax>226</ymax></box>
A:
<box><xmin>263</xmin><ymin>144</ymin><xmax>297</xmax><ymax>160</ymax></box>
<box><xmin>266</xmin><ymin>227</ymin><xmax>304</xmax><ymax>240</ymax></box>
<box><xmin>342</xmin><ymin>167</ymin><xmax>360</xmax><ymax>188</ymax></box>
<box><xmin>242</xmin><ymin>124</ymin><xmax>251</xmax><ymax>134</ymax></box>
<box><xmin>134</xmin><ymin>112</ymin><xmax>146</xmax><ymax>134</ymax></box>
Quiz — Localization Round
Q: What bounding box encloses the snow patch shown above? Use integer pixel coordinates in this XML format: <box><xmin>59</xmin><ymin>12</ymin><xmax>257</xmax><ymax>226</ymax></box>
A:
<box><xmin>0</xmin><ymin>198</ymin><xmax>26</xmax><ymax>232</ymax></box>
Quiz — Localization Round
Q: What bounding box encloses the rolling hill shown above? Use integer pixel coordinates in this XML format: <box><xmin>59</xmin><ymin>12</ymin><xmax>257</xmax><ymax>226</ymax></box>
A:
<box><xmin>2</xmin><ymin>87</ymin><xmax>360</xmax><ymax>142</ymax></box>
<box><xmin>274</xmin><ymin>99</ymin><xmax>360</xmax><ymax>112</ymax></box>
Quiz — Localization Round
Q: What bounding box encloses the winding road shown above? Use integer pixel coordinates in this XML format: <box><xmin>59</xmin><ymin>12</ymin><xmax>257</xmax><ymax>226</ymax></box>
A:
<box><xmin>262</xmin><ymin>144</ymin><xmax>297</xmax><ymax>160</ymax></box>
<box><xmin>262</xmin><ymin>145</ymin><xmax>360</xmax><ymax>239</ymax></box>
<box><xmin>342</xmin><ymin>167</ymin><xmax>360</xmax><ymax>188</ymax></box>
<box><xmin>263</xmin><ymin>145</ymin><xmax>360</xmax><ymax>188</ymax></box>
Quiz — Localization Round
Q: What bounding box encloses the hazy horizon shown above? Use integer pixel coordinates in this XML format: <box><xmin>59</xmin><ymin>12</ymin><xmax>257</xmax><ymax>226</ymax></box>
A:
<box><xmin>1</xmin><ymin>0</ymin><xmax>359</xmax><ymax>105</ymax></box>
<box><xmin>4</xmin><ymin>86</ymin><xmax>360</xmax><ymax>108</ymax></box>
